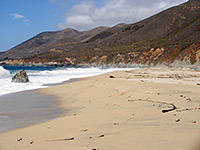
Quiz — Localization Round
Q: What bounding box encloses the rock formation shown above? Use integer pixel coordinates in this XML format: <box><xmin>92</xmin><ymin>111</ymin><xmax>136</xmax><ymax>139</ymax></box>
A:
<box><xmin>11</xmin><ymin>70</ymin><xmax>30</xmax><ymax>83</ymax></box>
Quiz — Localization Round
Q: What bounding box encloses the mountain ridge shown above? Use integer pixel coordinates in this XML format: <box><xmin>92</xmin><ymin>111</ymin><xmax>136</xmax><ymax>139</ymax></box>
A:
<box><xmin>0</xmin><ymin>0</ymin><xmax>199</xmax><ymax>66</ymax></box>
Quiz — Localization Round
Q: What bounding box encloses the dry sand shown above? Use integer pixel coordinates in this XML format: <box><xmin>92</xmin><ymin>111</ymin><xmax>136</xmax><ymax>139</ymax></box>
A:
<box><xmin>0</xmin><ymin>67</ymin><xmax>200</xmax><ymax>150</ymax></box>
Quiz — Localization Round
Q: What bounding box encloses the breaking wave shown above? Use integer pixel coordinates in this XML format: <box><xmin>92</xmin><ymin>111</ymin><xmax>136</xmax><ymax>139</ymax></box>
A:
<box><xmin>0</xmin><ymin>66</ymin><xmax>135</xmax><ymax>96</ymax></box>
<box><xmin>0</xmin><ymin>66</ymin><xmax>10</xmax><ymax>78</ymax></box>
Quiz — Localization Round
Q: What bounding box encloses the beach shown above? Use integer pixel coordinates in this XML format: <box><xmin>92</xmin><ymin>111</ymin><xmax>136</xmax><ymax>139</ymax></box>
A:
<box><xmin>0</xmin><ymin>67</ymin><xmax>200</xmax><ymax>150</ymax></box>
<box><xmin>0</xmin><ymin>90</ymin><xmax>63</xmax><ymax>133</ymax></box>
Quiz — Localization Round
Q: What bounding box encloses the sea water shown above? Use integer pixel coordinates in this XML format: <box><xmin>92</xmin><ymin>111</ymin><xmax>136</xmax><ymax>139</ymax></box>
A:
<box><xmin>0</xmin><ymin>66</ymin><xmax>135</xmax><ymax>96</ymax></box>
<box><xmin>0</xmin><ymin>65</ymin><xmax>136</xmax><ymax>132</ymax></box>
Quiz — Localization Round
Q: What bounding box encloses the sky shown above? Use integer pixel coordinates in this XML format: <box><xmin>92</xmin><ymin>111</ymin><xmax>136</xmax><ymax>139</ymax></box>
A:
<box><xmin>0</xmin><ymin>0</ymin><xmax>188</xmax><ymax>52</ymax></box>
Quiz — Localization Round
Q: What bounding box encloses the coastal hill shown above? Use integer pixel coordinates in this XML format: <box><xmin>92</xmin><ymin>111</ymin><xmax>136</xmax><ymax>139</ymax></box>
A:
<box><xmin>0</xmin><ymin>0</ymin><xmax>199</xmax><ymax>66</ymax></box>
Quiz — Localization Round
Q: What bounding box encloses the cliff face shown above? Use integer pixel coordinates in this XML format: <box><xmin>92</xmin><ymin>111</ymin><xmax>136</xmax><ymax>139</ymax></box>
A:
<box><xmin>63</xmin><ymin>42</ymin><xmax>200</xmax><ymax>66</ymax></box>
<box><xmin>0</xmin><ymin>0</ymin><xmax>200</xmax><ymax>66</ymax></box>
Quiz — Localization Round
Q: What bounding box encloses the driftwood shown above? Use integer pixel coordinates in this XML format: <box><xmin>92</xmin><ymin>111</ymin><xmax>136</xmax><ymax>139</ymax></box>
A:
<box><xmin>46</xmin><ymin>137</ymin><xmax>74</xmax><ymax>142</ymax></box>
<box><xmin>162</xmin><ymin>103</ymin><xmax>176</xmax><ymax>113</ymax></box>
<box><xmin>128</xmin><ymin>99</ymin><xmax>177</xmax><ymax>113</ymax></box>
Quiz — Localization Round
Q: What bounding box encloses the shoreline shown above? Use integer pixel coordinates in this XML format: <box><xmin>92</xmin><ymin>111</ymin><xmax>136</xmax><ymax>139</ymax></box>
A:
<box><xmin>0</xmin><ymin>67</ymin><xmax>200</xmax><ymax>150</ymax></box>
<box><xmin>0</xmin><ymin>77</ymin><xmax>82</xmax><ymax>133</ymax></box>
<box><xmin>0</xmin><ymin>89</ymin><xmax>64</xmax><ymax>133</ymax></box>
<box><xmin>0</xmin><ymin>67</ymin><xmax>130</xmax><ymax>133</ymax></box>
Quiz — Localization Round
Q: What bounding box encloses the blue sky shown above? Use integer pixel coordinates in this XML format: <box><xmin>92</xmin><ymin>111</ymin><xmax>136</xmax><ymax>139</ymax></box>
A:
<box><xmin>0</xmin><ymin>0</ymin><xmax>188</xmax><ymax>52</ymax></box>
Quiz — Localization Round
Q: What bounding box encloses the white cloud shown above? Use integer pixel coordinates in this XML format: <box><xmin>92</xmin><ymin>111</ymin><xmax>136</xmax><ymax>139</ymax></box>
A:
<box><xmin>11</xmin><ymin>13</ymin><xmax>25</xmax><ymax>20</ymax></box>
<box><xmin>66</xmin><ymin>15</ymin><xmax>94</xmax><ymax>25</ymax></box>
<box><xmin>11</xmin><ymin>13</ymin><xmax>31</xmax><ymax>26</ymax></box>
<box><xmin>56</xmin><ymin>0</ymin><xmax>188</xmax><ymax>31</ymax></box>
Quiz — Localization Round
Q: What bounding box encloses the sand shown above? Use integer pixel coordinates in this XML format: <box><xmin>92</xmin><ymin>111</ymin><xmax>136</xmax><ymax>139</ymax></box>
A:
<box><xmin>0</xmin><ymin>90</ymin><xmax>63</xmax><ymax>133</ymax></box>
<box><xmin>0</xmin><ymin>67</ymin><xmax>200</xmax><ymax>150</ymax></box>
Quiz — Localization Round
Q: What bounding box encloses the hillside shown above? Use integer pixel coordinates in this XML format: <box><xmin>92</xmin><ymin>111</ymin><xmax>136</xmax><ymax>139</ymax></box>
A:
<box><xmin>0</xmin><ymin>0</ymin><xmax>200</xmax><ymax>66</ymax></box>
<box><xmin>0</xmin><ymin>27</ymin><xmax>108</xmax><ymax>60</ymax></box>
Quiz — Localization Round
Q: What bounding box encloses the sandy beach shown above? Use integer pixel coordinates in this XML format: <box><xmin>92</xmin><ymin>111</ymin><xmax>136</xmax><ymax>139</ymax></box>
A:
<box><xmin>0</xmin><ymin>67</ymin><xmax>200</xmax><ymax>150</ymax></box>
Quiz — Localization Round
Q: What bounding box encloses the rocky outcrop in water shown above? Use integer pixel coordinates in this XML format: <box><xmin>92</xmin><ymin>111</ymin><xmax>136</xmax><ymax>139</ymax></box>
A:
<box><xmin>11</xmin><ymin>70</ymin><xmax>29</xmax><ymax>83</ymax></box>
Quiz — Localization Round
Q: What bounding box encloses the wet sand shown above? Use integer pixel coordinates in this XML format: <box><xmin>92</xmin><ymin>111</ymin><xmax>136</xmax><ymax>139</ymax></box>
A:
<box><xmin>0</xmin><ymin>67</ymin><xmax>200</xmax><ymax>150</ymax></box>
<box><xmin>0</xmin><ymin>90</ymin><xmax>64</xmax><ymax>132</ymax></box>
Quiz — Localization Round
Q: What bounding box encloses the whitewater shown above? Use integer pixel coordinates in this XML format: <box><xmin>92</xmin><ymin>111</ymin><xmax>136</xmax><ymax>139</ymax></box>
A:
<box><xmin>0</xmin><ymin>66</ymin><xmax>135</xmax><ymax>96</ymax></box>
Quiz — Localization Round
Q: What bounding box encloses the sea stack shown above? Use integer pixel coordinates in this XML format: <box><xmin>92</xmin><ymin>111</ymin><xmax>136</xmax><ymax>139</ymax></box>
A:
<box><xmin>12</xmin><ymin>70</ymin><xmax>30</xmax><ymax>83</ymax></box>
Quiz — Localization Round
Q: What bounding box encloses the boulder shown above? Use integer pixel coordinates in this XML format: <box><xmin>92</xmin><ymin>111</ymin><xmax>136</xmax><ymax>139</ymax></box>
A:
<box><xmin>12</xmin><ymin>70</ymin><xmax>30</xmax><ymax>83</ymax></box>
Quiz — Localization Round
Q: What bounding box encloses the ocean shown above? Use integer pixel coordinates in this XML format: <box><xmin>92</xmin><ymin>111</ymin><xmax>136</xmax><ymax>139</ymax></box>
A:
<box><xmin>0</xmin><ymin>65</ymin><xmax>136</xmax><ymax>96</ymax></box>
<box><xmin>0</xmin><ymin>65</ymin><xmax>136</xmax><ymax>132</ymax></box>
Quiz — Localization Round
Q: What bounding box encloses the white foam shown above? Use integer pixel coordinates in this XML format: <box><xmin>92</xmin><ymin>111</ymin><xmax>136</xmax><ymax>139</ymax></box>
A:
<box><xmin>0</xmin><ymin>66</ymin><xmax>10</xmax><ymax>78</ymax></box>
<box><xmin>0</xmin><ymin>67</ymin><xmax>135</xmax><ymax>96</ymax></box>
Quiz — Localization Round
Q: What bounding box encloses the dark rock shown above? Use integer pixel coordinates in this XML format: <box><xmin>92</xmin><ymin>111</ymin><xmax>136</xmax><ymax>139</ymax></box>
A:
<box><xmin>17</xmin><ymin>138</ymin><xmax>22</xmax><ymax>142</ymax></box>
<box><xmin>175</xmin><ymin>119</ymin><xmax>181</xmax><ymax>122</ymax></box>
<box><xmin>12</xmin><ymin>70</ymin><xmax>30</xmax><ymax>83</ymax></box>
<box><xmin>109</xmin><ymin>75</ymin><xmax>115</xmax><ymax>78</ymax></box>
<box><xmin>99</xmin><ymin>134</ymin><xmax>104</xmax><ymax>138</ymax></box>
